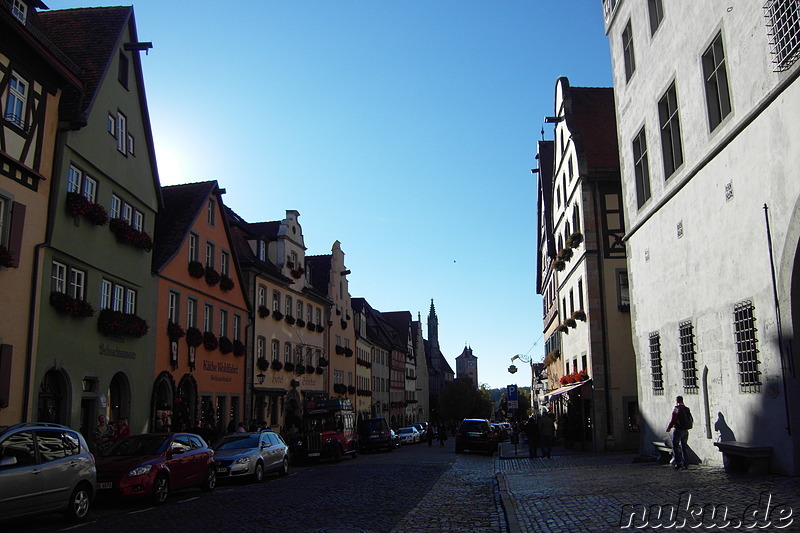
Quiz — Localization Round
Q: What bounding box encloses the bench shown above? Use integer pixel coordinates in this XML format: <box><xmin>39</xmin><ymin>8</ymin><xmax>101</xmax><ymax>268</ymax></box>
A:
<box><xmin>713</xmin><ymin>441</ymin><xmax>773</xmax><ymax>474</ymax></box>
<box><xmin>652</xmin><ymin>440</ymin><xmax>673</xmax><ymax>464</ymax></box>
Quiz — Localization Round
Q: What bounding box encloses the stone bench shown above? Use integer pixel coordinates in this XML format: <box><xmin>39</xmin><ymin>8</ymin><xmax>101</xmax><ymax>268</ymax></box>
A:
<box><xmin>652</xmin><ymin>440</ymin><xmax>673</xmax><ymax>464</ymax></box>
<box><xmin>713</xmin><ymin>441</ymin><xmax>773</xmax><ymax>474</ymax></box>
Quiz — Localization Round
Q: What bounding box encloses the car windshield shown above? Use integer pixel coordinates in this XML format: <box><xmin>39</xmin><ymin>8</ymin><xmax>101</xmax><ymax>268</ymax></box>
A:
<box><xmin>106</xmin><ymin>435</ymin><xmax>170</xmax><ymax>456</ymax></box>
<box><xmin>398</xmin><ymin>428</ymin><xmax>414</xmax><ymax>434</ymax></box>
<box><xmin>461</xmin><ymin>421</ymin><xmax>488</xmax><ymax>432</ymax></box>
<box><xmin>213</xmin><ymin>435</ymin><xmax>259</xmax><ymax>450</ymax></box>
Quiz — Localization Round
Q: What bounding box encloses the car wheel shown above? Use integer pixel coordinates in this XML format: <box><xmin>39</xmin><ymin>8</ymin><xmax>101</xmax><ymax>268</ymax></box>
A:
<box><xmin>279</xmin><ymin>456</ymin><xmax>289</xmax><ymax>476</ymax></box>
<box><xmin>253</xmin><ymin>462</ymin><xmax>265</xmax><ymax>482</ymax></box>
<box><xmin>152</xmin><ymin>474</ymin><xmax>170</xmax><ymax>505</ymax></box>
<box><xmin>64</xmin><ymin>484</ymin><xmax>91</xmax><ymax>522</ymax></box>
<box><xmin>201</xmin><ymin>466</ymin><xmax>216</xmax><ymax>492</ymax></box>
<box><xmin>332</xmin><ymin>445</ymin><xmax>343</xmax><ymax>463</ymax></box>
<box><xmin>351</xmin><ymin>448</ymin><xmax>358</xmax><ymax>459</ymax></box>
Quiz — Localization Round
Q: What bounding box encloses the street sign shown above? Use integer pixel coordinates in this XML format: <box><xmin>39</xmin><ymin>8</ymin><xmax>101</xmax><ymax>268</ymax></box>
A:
<box><xmin>507</xmin><ymin>384</ymin><xmax>518</xmax><ymax>409</ymax></box>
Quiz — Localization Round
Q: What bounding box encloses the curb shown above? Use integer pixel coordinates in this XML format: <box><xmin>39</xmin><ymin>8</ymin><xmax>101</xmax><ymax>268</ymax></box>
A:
<box><xmin>496</xmin><ymin>471</ymin><xmax>522</xmax><ymax>533</ymax></box>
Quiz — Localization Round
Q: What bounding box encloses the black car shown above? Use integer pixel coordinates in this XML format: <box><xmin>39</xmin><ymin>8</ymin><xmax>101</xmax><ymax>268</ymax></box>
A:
<box><xmin>357</xmin><ymin>418</ymin><xmax>393</xmax><ymax>453</ymax></box>
<box><xmin>455</xmin><ymin>419</ymin><xmax>498</xmax><ymax>455</ymax></box>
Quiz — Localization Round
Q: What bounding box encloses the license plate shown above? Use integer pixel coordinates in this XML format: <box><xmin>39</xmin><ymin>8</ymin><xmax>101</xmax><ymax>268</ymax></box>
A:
<box><xmin>98</xmin><ymin>482</ymin><xmax>112</xmax><ymax>490</ymax></box>
<box><xmin>308</xmin><ymin>452</ymin><xmax>320</xmax><ymax>457</ymax></box>
<box><xmin>217</xmin><ymin>467</ymin><xmax>228</xmax><ymax>474</ymax></box>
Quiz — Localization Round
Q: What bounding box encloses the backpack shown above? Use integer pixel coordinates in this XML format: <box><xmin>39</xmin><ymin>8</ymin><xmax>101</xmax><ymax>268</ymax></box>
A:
<box><xmin>677</xmin><ymin>406</ymin><xmax>693</xmax><ymax>430</ymax></box>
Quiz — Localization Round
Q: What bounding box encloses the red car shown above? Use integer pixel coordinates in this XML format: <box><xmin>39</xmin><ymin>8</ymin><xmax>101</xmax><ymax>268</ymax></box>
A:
<box><xmin>96</xmin><ymin>433</ymin><xmax>215</xmax><ymax>504</ymax></box>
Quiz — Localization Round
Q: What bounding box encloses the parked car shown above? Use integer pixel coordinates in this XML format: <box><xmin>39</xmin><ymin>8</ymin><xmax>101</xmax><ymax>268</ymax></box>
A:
<box><xmin>96</xmin><ymin>433</ymin><xmax>215</xmax><ymax>504</ymax></box>
<box><xmin>492</xmin><ymin>423</ymin><xmax>509</xmax><ymax>442</ymax></box>
<box><xmin>455</xmin><ymin>419</ymin><xmax>498</xmax><ymax>455</ymax></box>
<box><xmin>357</xmin><ymin>418</ymin><xmax>393</xmax><ymax>453</ymax></box>
<box><xmin>0</xmin><ymin>422</ymin><xmax>96</xmax><ymax>523</ymax></box>
<box><xmin>212</xmin><ymin>431</ymin><xmax>289</xmax><ymax>482</ymax></box>
<box><xmin>397</xmin><ymin>426</ymin><xmax>421</xmax><ymax>445</ymax></box>
<box><xmin>389</xmin><ymin>429</ymin><xmax>401</xmax><ymax>448</ymax></box>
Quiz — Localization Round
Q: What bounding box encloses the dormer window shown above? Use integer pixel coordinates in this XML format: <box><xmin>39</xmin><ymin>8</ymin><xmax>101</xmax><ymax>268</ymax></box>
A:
<box><xmin>11</xmin><ymin>1</ymin><xmax>27</xmax><ymax>23</ymax></box>
<box><xmin>257</xmin><ymin>240</ymin><xmax>265</xmax><ymax>261</ymax></box>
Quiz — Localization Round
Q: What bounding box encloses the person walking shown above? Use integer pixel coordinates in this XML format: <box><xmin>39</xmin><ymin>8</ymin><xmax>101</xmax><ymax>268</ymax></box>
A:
<box><xmin>667</xmin><ymin>395</ymin><xmax>693</xmax><ymax>470</ymax></box>
<box><xmin>92</xmin><ymin>414</ymin><xmax>115</xmax><ymax>455</ymax></box>
<box><xmin>538</xmin><ymin>408</ymin><xmax>555</xmax><ymax>458</ymax></box>
<box><xmin>438</xmin><ymin>424</ymin><xmax>448</xmax><ymax>447</ymax></box>
<box><xmin>524</xmin><ymin>415</ymin><xmax>539</xmax><ymax>458</ymax></box>
<box><xmin>427</xmin><ymin>425</ymin><xmax>434</xmax><ymax>447</ymax></box>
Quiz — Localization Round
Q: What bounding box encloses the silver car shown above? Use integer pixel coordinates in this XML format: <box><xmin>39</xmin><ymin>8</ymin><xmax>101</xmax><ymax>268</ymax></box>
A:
<box><xmin>212</xmin><ymin>431</ymin><xmax>289</xmax><ymax>482</ymax></box>
<box><xmin>0</xmin><ymin>422</ymin><xmax>96</xmax><ymax>523</ymax></box>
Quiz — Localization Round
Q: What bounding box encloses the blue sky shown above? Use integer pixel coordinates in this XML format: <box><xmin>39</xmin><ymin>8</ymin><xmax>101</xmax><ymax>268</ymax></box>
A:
<box><xmin>46</xmin><ymin>1</ymin><xmax>613</xmax><ymax>389</ymax></box>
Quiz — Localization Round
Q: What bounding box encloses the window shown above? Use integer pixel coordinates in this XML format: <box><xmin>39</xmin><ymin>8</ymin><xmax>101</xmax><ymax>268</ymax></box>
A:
<box><xmin>572</xmin><ymin>206</ymin><xmax>580</xmax><ymax>233</ymax></box>
<box><xmin>205</xmin><ymin>242</ymin><xmax>215</xmax><ymax>268</ymax></box>
<box><xmin>110</xmin><ymin>195</ymin><xmax>121</xmax><ymax>219</ymax></box>
<box><xmin>272</xmin><ymin>291</ymin><xmax>280</xmax><ymax>312</ymax></box>
<box><xmin>203</xmin><ymin>304</ymin><xmax>213</xmax><ymax>332</ymax></box>
<box><xmin>632</xmin><ymin>126</ymin><xmax>652</xmax><ymax>208</ymax></box>
<box><xmin>679</xmin><ymin>320</ymin><xmax>698</xmax><ymax>392</ymax></box>
<box><xmin>100</xmin><ymin>279</ymin><xmax>112</xmax><ymax>309</ymax></box>
<box><xmin>219</xmin><ymin>309</ymin><xmax>228</xmax><ymax>337</ymax></box>
<box><xmin>116</xmin><ymin>112</ymin><xmax>127</xmax><ymax>153</ymax></box>
<box><xmin>4</xmin><ymin>71</ymin><xmax>27</xmax><ymax>129</ymax></box>
<box><xmin>307</xmin><ymin>304</ymin><xmax>313</xmax><ymax>324</ymax></box>
<box><xmin>578</xmin><ymin>278</ymin><xmax>584</xmax><ymax>311</ymax></box>
<box><xmin>207</xmin><ymin>199</ymin><xmax>215</xmax><ymax>226</ymax></box>
<box><xmin>112</xmin><ymin>285</ymin><xmax>123</xmax><ymax>311</ymax></box>
<box><xmin>271</xmin><ymin>339</ymin><xmax>280</xmax><ymax>360</ymax></box>
<box><xmin>257</xmin><ymin>337</ymin><xmax>266</xmax><ymax>359</ymax></box>
<box><xmin>284</xmin><ymin>343</ymin><xmax>292</xmax><ymax>363</ymax></box>
<box><xmin>233</xmin><ymin>314</ymin><xmax>240</xmax><ymax>341</ymax></box>
<box><xmin>11</xmin><ymin>0</ymin><xmax>27</xmax><ymax>23</ymax></box>
<box><xmin>258</xmin><ymin>285</ymin><xmax>266</xmax><ymax>307</ymax></box>
<box><xmin>118</xmin><ymin>51</ymin><xmax>129</xmax><ymax>89</ymax></box>
<box><xmin>220</xmin><ymin>251</ymin><xmax>229</xmax><ymax>276</ymax></box>
<box><xmin>622</xmin><ymin>19</ymin><xmax>636</xmax><ymax>81</ymax></box>
<box><xmin>132</xmin><ymin>210</ymin><xmax>143</xmax><ymax>232</ymax></box>
<box><xmin>658</xmin><ymin>82</ymin><xmax>683</xmax><ymax>178</ymax></box>
<box><xmin>290</xmin><ymin>251</ymin><xmax>298</xmax><ymax>266</ymax></box>
<box><xmin>107</xmin><ymin>114</ymin><xmax>115</xmax><ymax>135</ymax></box>
<box><xmin>733</xmin><ymin>300</ymin><xmax>761</xmax><ymax>392</ymax></box>
<box><xmin>647</xmin><ymin>0</ymin><xmax>664</xmax><ymax>35</ymax></box>
<box><xmin>69</xmin><ymin>268</ymin><xmax>85</xmax><ymax>301</ymax></box>
<box><xmin>188</xmin><ymin>233</ymin><xmax>198</xmax><ymax>262</ymax></box>
<box><xmin>66</xmin><ymin>165</ymin><xmax>97</xmax><ymax>202</ymax></box>
<box><xmin>617</xmin><ymin>270</ymin><xmax>630</xmax><ymax>311</ymax></box>
<box><xmin>702</xmin><ymin>32</ymin><xmax>732</xmax><ymax>132</ymax></box>
<box><xmin>649</xmin><ymin>332</ymin><xmax>664</xmax><ymax>394</ymax></box>
<box><xmin>168</xmin><ymin>291</ymin><xmax>179</xmax><ymax>323</ymax></box>
<box><xmin>187</xmin><ymin>298</ymin><xmax>197</xmax><ymax>328</ymax></box>
<box><xmin>127</xmin><ymin>134</ymin><xmax>134</xmax><ymax>156</ymax></box>
<box><xmin>257</xmin><ymin>240</ymin><xmax>266</xmax><ymax>261</ymax></box>
<box><xmin>125</xmin><ymin>288</ymin><xmax>136</xmax><ymax>314</ymax></box>
<box><xmin>297</xmin><ymin>300</ymin><xmax>303</xmax><ymax>320</ymax></box>
<box><xmin>121</xmin><ymin>203</ymin><xmax>132</xmax><ymax>223</ymax></box>
<box><xmin>316</xmin><ymin>308</ymin><xmax>322</xmax><ymax>326</ymax></box>
<box><xmin>285</xmin><ymin>295</ymin><xmax>293</xmax><ymax>317</ymax></box>
<box><xmin>765</xmin><ymin>0</ymin><xmax>800</xmax><ymax>71</ymax></box>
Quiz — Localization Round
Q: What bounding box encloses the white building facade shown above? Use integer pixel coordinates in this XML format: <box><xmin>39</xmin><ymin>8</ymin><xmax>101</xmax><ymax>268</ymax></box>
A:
<box><xmin>604</xmin><ymin>0</ymin><xmax>800</xmax><ymax>473</ymax></box>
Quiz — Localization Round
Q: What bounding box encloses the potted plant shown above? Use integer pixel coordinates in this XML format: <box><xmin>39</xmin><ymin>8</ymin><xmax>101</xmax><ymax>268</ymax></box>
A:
<box><xmin>306</xmin><ymin>364</ymin><xmax>315</xmax><ymax>374</ymax></box>
<box><xmin>49</xmin><ymin>291</ymin><xmax>95</xmax><ymax>318</ymax></box>
<box><xmin>347</xmin><ymin>385</ymin><xmax>356</xmax><ymax>395</ymax></box>
<box><xmin>295</xmin><ymin>364</ymin><xmax>305</xmax><ymax>375</ymax></box>
<box><xmin>0</xmin><ymin>245</ymin><xmax>15</xmax><ymax>268</ymax></box>
<box><xmin>296</xmin><ymin>318</ymin><xmax>306</xmax><ymax>327</ymax></box>
<box><xmin>316</xmin><ymin>324</ymin><xmax>325</xmax><ymax>333</ymax></box>
<box><xmin>86</xmin><ymin>202</ymin><xmax>109</xmax><ymax>226</ymax></box>
<box><xmin>202</xmin><ymin>331</ymin><xmax>218</xmax><ymax>351</ymax></box>
<box><xmin>258</xmin><ymin>305</ymin><xmax>270</xmax><ymax>318</ymax></box>
<box><xmin>188</xmin><ymin>260</ymin><xmax>205</xmax><ymax>278</ymax></box>
<box><xmin>553</xmin><ymin>259</ymin><xmax>566</xmax><ymax>271</ymax></box>
<box><xmin>340</xmin><ymin>319</ymin><xmax>347</xmax><ymax>330</ymax></box>
<box><xmin>557</xmin><ymin>324</ymin><xmax>569</xmax><ymax>334</ymax></box>
<box><xmin>233</xmin><ymin>339</ymin><xmax>246</xmax><ymax>357</ymax></box>
<box><xmin>272</xmin><ymin>310</ymin><xmax>284</xmax><ymax>321</ymax></box>
<box><xmin>567</xmin><ymin>232</ymin><xmax>584</xmax><ymax>248</ymax></box>
<box><xmin>315</xmin><ymin>367</ymin><xmax>324</xmax><ymax>375</ymax></box>
<box><xmin>307</xmin><ymin>321</ymin><xmax>316</xmax><ymax>331</ymax></box>
<box><xmin>167</xmin><ymin>321</ymin><xmax>185</xmax><ymax>342</ymax></box>
<box><xmin>185</xmin><ymin>327</ymin><xmax>202</xmax><ymax>347</ymax></box>
<box><xmin>220</xmin><ymin>275</ymin><xmax>235</xmax><ymax>292</ymax></box>
<box><xmin>565</xmin><ymin>317</ymin><xmax>577</xmax><ymax>328</ymax></box>
<box><xmin>271</xmin><ymin>360</ymin><xmax>283</xmax><ymax>371</ymax></box>
<box><xmin>256</xmin><ymin>357</ymin><xmax>269</xmax><ymax>372</ymax></box>
<box><xmin>284</xmin><ymin>361</ymin><xmax>295</xmax><ymax>372</ymax></box>
<box><xmin>218</xmin><ymin>336</ymin><xmax>233</xmax><ymax>354</ymax></box>
<box><xmin>557</xmin><ymin>248</ymin><xmax>574</xmax><ymax>261</ymax></box>
<box><xmin>318</xmin><ymin>357</ymin><xmax>328</xmax><ymax>367</ymax></box>
<box><xmin>204</xmin><ymin>267</ymin><xmax>221</xmax><ymax>286</ymax></box>
<box><xmin>572</xmin><ymin>309</ymin><xmax>586</xmax><ymax>321</ymax></box>
<box><xmin>285</xmin><ymin>315</ymin><xmax>295</xmax><ymax>325</ymax></box>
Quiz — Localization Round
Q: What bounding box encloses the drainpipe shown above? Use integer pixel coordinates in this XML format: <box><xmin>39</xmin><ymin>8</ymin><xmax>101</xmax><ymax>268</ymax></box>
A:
<box><xmin>763</xmin><ymin>204</ymin><xmax>791</xmax><ymax>436</ymax></box>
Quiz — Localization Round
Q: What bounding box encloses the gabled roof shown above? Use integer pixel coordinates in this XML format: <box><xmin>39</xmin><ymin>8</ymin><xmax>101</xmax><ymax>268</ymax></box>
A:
<box><xmin>306</xmin><ymin>254</ymin><xmax>332</xmax><ymax>296</ymax></box>
<box><xmin>568</xmin><ymin>86</ymin><xmax>619</xmax><ymax>171</ymax></box>
<box><xmin>153</xmin><ymin>181</ymin><xmax>216</xmax><ymax>271</ymax></box>
<box><xmin>224</xmin><ymin>207</ymin><xmax>286</xmax><ymax>279</ymax></box>
<box><xmin>38</xmin><ymin>6</ymin><xmax>130</xmax><ymax>118</ymax></box>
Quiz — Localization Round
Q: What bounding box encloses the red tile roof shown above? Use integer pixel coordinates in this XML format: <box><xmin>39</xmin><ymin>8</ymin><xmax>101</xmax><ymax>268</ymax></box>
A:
<box><xmin>569</xmin><ymin>87</ymin><xmax>620</xmax><ymax>170</ymax></box>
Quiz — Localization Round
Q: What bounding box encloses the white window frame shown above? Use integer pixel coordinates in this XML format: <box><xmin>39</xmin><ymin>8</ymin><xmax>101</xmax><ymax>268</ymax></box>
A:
<box><xmin>82</xmin><ymin>176</ymin><xmax>97</xmax><ymax>203</ymax></box>
<box><xmin>116</xmin><ymin>111</ymin><xmax>127</xmax><ymax>153</ymax></box>
<box><xmin>257</xmin><ymin>240</ymin><xmax>266</xmax><ymax>261</ymax></box>
<box><xmin>285</xmin><ymin>295</ymin><xmax>293</xmax><ymax>317</ymax></box>
<box><xmin>100</xmin><ymin>279</ymin><xmax>112</xmax><ymax>309</ymax></box>
<box><xmin>51</xmin><ymin>261</ymin><xmax>67</xmax><ymax>293</ymax></box>
<box><xmin>187</xmin><ymin>298</ymin><xmax>197</xmax><ymax>328</ymax></box>
<box><xmin>11</xmin><ymin>0</ymin><xmax>27</xmax><ymax>23</ymax></box>
<box><xmin>67</xmin><ymin>165</ymin><xmax>81</xmax><ymax>194</ymax></box>
<box><xmin>112</xmin><ymin>285</ymin><xmax>124</xmax><ymax>311</ymax></box>
<box><xmin>110</xmin><ymin>195</ymin><xmax>122</xmax><ymax>219</ymax></box>
<box><xmin>188</xmin><ymin>233</ymin><xmax>198</xmax><ymax>262</ymax></box>
<box><xmin>284</xmin><ymin>343</ymin><xmax>292</xmax><ymax>363</ymax></box>
<box><xmin>272</xmin><ymin>291</ymin><xmax>280</xmax><ymax>312</ymax></box>
<box><xmin>4</xmin><ymin>71</ymin><xmax>27</xmax><ymax>128</ymax></box>
<box><xmin>221</xmin><ymin>251</ymin><xmax>229</xmax><ymax>276</ymax></box>
<box><xmin>257</xmin><ymin>337</ymin><xmax>266</xmax><ymax>359</ymax></box>
<box><xmin>258</xmin><ymin>285</ymin><xmax>266</xmax><ymax>307</ymax></box>
<box><xmin>219</xmin><ymin>309</ymin><xmax>228</xmax><ymax>337</ymax></box>
<box><xmin>205</xmin><ymin>242</ymin><xmax>215</xmax><ymax>268</ymax></box>
<box><xmin>271</xmin><ymin>339</ymin><xmax>280</xmax><ymax>360</ymax></box>
<box><xmin>122</xmin><ymin>203</ymin><xmax>133</xmax><ymax>223</ymax></box>
<box><xmin>125</xmin><ymin>288</ymin><xmax>136</xmax><ymax>314</ymax></box>
<box><xmin>233</xmin><ymin>314</ymin><xmax>240</xmax><ymax>341</ymax></box>
<box><xmin>168</xmin><ymin>291</ymin><xmax>179</xmax><ymax>322</ymax></box>
<box><xmin>70</xmin><ymin>269</ymin><xmax>85</xmax><ymax>301</ymax></box>
<box><xmin>203</xmin><ymin>304</ymin><xmax>213</xmax><ymax>332</ymax></box>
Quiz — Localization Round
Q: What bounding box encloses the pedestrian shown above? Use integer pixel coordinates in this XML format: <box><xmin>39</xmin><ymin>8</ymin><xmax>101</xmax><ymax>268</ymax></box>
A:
<box><xmin>538</xmin><ymin>408</ymin><xmax>555</xmax><ymax>458</ymax></box>
<box><xmin>438</xmin><ymin>424</ymin><xmax>448</xmax><ymax>447</ymax></box>
<box><xmin>113</xmin><ymin>417</ymin><xmax>130</xmax><ymax>441</ymax></box>
<box><xmin>524</xmin><ymin>415</ymin><xmax>539</xmax><ymax>458</ymax></box>
<box><xmin>92</xmin><ymin>414</ymin><xmax>114</xmax><ymax>455</ymax></box>
<box><xmin>666</xmin><ymin>395</ymin><xmax>693</xmax><ymax>470</ymax></box>
<box><xmin>236</xmin><ymin>421</ymin><xmax>247</xmax><ymax>433</ymax></box>
<box><xmin>427</xmin><ymin>425</ymin><xmax>434</xmax><ymax>447</ymax></box>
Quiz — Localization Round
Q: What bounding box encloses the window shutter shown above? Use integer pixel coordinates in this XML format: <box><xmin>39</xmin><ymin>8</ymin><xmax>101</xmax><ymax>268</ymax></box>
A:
<box><xmin>9</xmin><ymin>201</ymin><xmax>26</xmax><ymax>268</ymax></box>
<box><xmin>0</xmin><ymin>344</ymin><xmax>12</xmax><ymax>408</ymax></box>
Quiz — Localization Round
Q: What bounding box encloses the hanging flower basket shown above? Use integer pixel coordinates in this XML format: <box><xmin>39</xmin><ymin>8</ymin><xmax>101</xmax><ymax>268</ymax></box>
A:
<box><xmin>220</xmin><ymin>275</ymin><xmax>235</xmax><ymax>292</ymax></box>
<box><xmin>0</xmin><ymin>245</ymin><xmax>15</xmax><ymax>268</ymax></box>
<box><xmin>167</xmin><ymin>321</ymin><xmax>185</xmax><ymax>342</ymax></box>
<box><xmin>557</xmin><ymin>324</ymin><xmax>569</xmax><ymax>334</ymax></box>
<box><xmin>272</xmin><ymin>310</ymin><xmax>284</xmax><ymax>321</ymax></box>
<box><xmin>333</xmin><ymin>383</ymin><xmax>347</xmax><ymax>395</ymax></box>
<box><xmin>50</xmin><ymin>291</ymin><xmax>95</xmax><ymax>317</ymax></box>
<box><xmin>218</xmin><ymin>336</ymin><xmax>233</xmax><ymax>354</ymax></box>
<box><xmin>544</xmin><ymin>349</ymin><xmax>561</xmax><ymax>366</ymax></box>
<box><xmin>232</xmin><ymin>339</ymin><xmax>245</xmax><ymax>356</ymax></box>
<box><xmin>557</xmin><ymin>248</ymin><xmax>574</xmax><ymax>261</ymax></box>
<box><xmin>109</xmin><ymin>218</ymin><xmax>153</xmax><ymax>251</ymax></box>
<box><xmin>306</xmin><ymin>365</ymin><xmax>315</xmax><ymax>374</ymax></box>
<box><xmin>315</xmin><ymin>367</ymin><xmax>324</xmax><ymax>375</ymax></box>
<box><xmin>567</xmin><ymin>232</ymin><xmax>584</xmax><ymax>248</ymax></box>
<box><xmin>204</xmin><ymin>267</ymin><xmax>221</xmax><ymax>286</ymax></box>
<box><xmin>335</xmin><ymin>345</ymin><xmax>345</xmax><ymax>355</ymax></box>
<box><xmin>290</xmin><ymin>379</ymin><xmax>300</xmax><ymax>388</ymax></box>
<box><xmin>340</xmin><ymin>319</ymin><xmax>347</xmax><ymax>330</ymax></box>
<box><xmin>318</xmin><ymin>357</ymin><xmax>328</xmax><ymax>367</ymax></box>
<box><xmin>572</xmin><ymin>309</ymin><xmax>587</xmax><ymax>321</ymax></box>
<box><xmin>98</xmin><ymin>309</ymin><xmax>148</xmax><ymax>338</ymax></box>
<box><xmin>553</xmin><ymin>259</ymin><xmax>566</xmax><ymax>271</ymax></box>
<box><xmin>185</xmin><ymin>327</ymin><xmax>202</xmax><ymax>347</ymax></box>
<box><xmin>202</xmin><ymin>331</ymin><xmax>218</xmax><ymax>351</ymax></box>
<box><xmin>285</xmin><ymin>315</ymin><xmax>296</xmax><ymax>325</ymax></box>
<box><xmin>257</xmin><ymin>358</ymin><xmax>270</xmax><ymax>372</ymax></box>
<box><xmin>258</xmin><ymin>305</ymin><xmax>270</xmax><ymax>318</ymax></box>
<box><xmin>284</xmin><ymin>362</ymin><xmax>295</xmax><ymax>372</ymax></box>
<box><xmin>565</xmin><ymin>318</ymin><xmax>577</xmax><ymax>328</ymax></box>
<box><xmin>188</xmin><ymin>260</ymin><xmax>205</xmax><ymax>278</ymax></box>
<box><xmin>271</xmin><ymin>360</ymin><xmax>283</xmax><ymax>371</ymax></box>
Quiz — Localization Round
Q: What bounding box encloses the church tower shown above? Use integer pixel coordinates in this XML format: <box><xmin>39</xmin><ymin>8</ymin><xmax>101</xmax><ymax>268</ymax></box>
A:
<box><xmin>427</xmin><ymin>299</ymin><xmax>439</xmax><ymax>351</ymax></box>
<box><xmin>456</xmin><ymin>345</ymin><xmax>478</xmax><ymax>386</ymax></box>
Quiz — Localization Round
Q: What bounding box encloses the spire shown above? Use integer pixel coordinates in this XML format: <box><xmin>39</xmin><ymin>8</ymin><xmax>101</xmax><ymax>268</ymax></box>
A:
<box><xmin>427</xmin><ymin>298</ymin><xmax>439</xmax><ymax>350</ymax></box>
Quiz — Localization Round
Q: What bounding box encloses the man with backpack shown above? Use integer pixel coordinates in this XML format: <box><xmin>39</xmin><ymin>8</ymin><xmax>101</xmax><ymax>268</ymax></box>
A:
<box><xmin>667</xmin><ymin>395</ymin><xmax>693</xmax><ymax>470</ymax></box>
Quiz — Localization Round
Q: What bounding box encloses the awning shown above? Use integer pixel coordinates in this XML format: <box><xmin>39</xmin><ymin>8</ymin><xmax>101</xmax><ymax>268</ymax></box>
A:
<box><xmin>543</xmin><ymin>378</ymin><xmax>592</xmax><ymax>401</ymax></box>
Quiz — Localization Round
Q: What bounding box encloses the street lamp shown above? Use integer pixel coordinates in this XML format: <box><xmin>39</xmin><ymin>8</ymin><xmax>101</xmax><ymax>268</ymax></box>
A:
<box><xmin>256</xmin><ymin>373</ymin><xmax>265</xmax><ymax>385</ymax></box>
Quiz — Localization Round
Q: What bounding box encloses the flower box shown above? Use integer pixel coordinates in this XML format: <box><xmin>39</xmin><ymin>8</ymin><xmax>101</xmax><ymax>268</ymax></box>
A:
<box><xmin>202</xmin><ymin>331</ymin><xmax>218</xmax><ymax>351</ymax></box>
<box><xmin>317</xmin><ymin>357</ymin><xmax>328</xmax><ymax>367</ymax></box>
<box><xmin>167</xmin><ymin>321</ymin><xmax>185</xmax><ymax>342</ymax></box>
<box><xmin>50</xmin><ymin>291</ymin><xmax>95</xmax><ymax>318</ymax></box>
<box><xmin>565</xmin><ymin>318</ymin><xmax>577</xmax><ymax>328</ymax></box>
<box><xmin>572</xmin><ymin>309</ymin><xmax>587</xmax><ymax>321</ymax></box>
<box><xmin>218</xmin><ymin>336</ymin><xmax>233</xmax><ymax>354</ymax></box>
<box><xmin>220</xmin><ymin>275</ymin><xmax>234</xmax><ymax>292</ymax></box>
<box><xmin>271</xmin><ymin>360</ymin><xmax>283</xmax><ymax>371</ymax></box>
<box><xmin>257</xmin><ymin>358</ymin><xmax>270</xmax><ymax>372</ymax></box>
<box><xmin>566</xmin><ymin>232</ymin><xmax>584</xmax><ymax>248</ymax></box>
<box><xmin>315</xmin><ymin>367</ymin><xmax>324</xmax><ymax>375</ymax></box>
<box><xmin>344</xmin><ymin>347</ymin><xmax>354</xmax><ymax>357</ymax></box>
<box><xmin>233</xmin><ymin>339</ymin><xmax>246</xmax><ymax>357</ymax></box>
<box><xmin>285</xmin><ymin>315</ymin><xmax>295</xmax><ymax>325</ymax></box>
<box><xmin>553</xmin><ymin>259</ymin><xmax>566</xmax><ymax>271</ymax></box>
<box><xmin>316</xmin><ymin>324</ymin><xmax>325</xmax><ymax>333</ymax></box>
<box><xmin>258</xmin><ymin>305</ymin><xmax>270</xmax><ymax>318</ymax></box>
<box><xmin>557</xmin><ymin>324</ymin><xmax>569</xmax><ymax>334</ymax></box>
<box><xmin>340</xmin><ymin>319</ymin><xmax>348</xmax><ymax>330</ymax></box>
<box><xmin>306</xmin><ymin>321</ymin><xmax>316</xmax><ymax>331</ymax></box>
<box><xmin>185</xmin><ymin>327</ymin><xmax>202</xmax><ymax>347</ymax></box>
<box><xmin>296</xmin><ymin>318</ymin><xmax>306</xmax><ymax>327</ymax></box>
<box><xmin>98</xmin><ymin>309</ymin><xmax>148</xmax><ymax>338</ymax></box>
<box><xmin>109</xmin><ymin>218</ymin><xmax>153</xmax><ymax>251</ymax></box>
<box><xmin>272</xmin><ymin>310</ymin><xmax>284</xmax><ymax>321</ymax></box>
<box><xmin>306</xmin><ymin>365</ymin><xmax>315</xmax><ymax>374</ymax></box>
<box><xmin>335</xmin><ymin>345</ymin><xmax>345</xmax><ymax>355</ymax></box>
<box><xmin>0</xmin><ymin>244</ymin><xmax>15</xmax><ymax>268</ymax></box>
<box><xmin>188</xmin><ymin>260</ymin><xmax>205</xmax><ymax>278</ymax></box>
<box><xmin>295</xmin><ymin>364</ymin><xmax>305</xmax><ymax>375</ymax></box>
<box><xmin>284</xmin><ymin>362</ymin><xmax>295</xmax><ymax>372</ymax></box>
<box><xmin>347</xmin><ymin>385</ymin><xmax>356</xmax><ymax>395</ymax></box>
<box><xmin>204</xmin><ymin>267</ymin><xmax>221</xmax><ymax>286</ymax></box>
